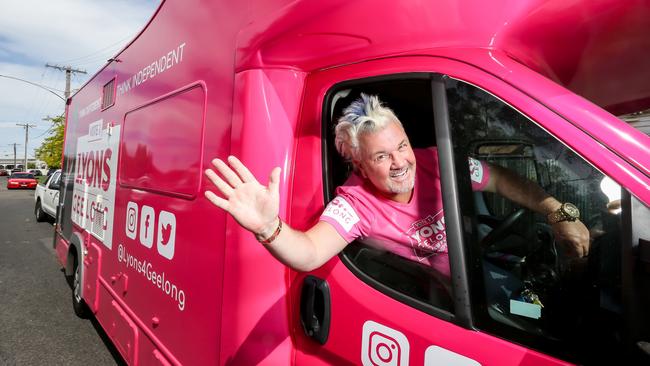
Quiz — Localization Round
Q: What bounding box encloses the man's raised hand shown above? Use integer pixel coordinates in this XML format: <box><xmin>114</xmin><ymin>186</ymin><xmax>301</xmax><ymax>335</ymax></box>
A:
<box><xmin>204</xmin><ymin>156</ymin><xmax>281</xmax><ymax>236</ymax></box>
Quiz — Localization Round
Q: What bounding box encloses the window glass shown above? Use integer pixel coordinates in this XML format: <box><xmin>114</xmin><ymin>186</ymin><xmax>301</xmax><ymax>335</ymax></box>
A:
<box><xmin>48</xmin><ymin>172</ymin><xmax>61</xmax><ymax>189</ymax></box>
<box><xmin>325</xmin><ymin>76</ymin><xmax>455</xmax><ymax>315</ymax></box>
<box><xmin>119</xmin><ymin>85</ymin><xmax>205</xmax><ymax>198</ymax></box>
<box><xmin>446</xmin><ymin>78</ymin><xmax>625</xmax><ymax>363</ymax></box>
<box><xmin>12</xmin><ymin>173</ymin><xmax>34</xmax><ymax>179</ymax></box>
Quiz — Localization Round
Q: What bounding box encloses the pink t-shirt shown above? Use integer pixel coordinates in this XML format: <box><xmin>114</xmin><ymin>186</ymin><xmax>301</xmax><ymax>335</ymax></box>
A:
<box><xmin>320</xmin><ymin>148</ymin><xmax>489</xmax><ymax>278</ymax></box>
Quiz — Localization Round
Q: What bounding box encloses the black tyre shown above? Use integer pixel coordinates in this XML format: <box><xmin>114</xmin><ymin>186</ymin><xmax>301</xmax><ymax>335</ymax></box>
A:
<box><xmin>35</xmin><ymin>200</ymin><xmax>47</xmax><ymax>222</ymax></box>
<box><xmin>71</xmin><ymin>255</ymin><xmax>90</xmax><ymax>318</ymax></box>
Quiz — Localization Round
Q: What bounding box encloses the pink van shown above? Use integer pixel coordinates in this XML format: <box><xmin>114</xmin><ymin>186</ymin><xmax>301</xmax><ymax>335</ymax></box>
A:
<box><xmin>53</xmin><ymin>0</ymin><xmax>650</xmax><ymax>364</ymax></box>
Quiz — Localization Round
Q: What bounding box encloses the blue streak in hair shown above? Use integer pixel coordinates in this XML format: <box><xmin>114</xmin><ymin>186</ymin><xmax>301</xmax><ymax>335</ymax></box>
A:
<box><xmin>343</xmin><ymin>94</ymin><xmax>374</xmax><ymax>125</ymax></box>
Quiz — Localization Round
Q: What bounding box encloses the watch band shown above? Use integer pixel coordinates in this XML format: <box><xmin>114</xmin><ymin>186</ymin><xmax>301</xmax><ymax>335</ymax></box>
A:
<box><xmin>547</xmin><ymin>210</ymin><xmax>565</xmax><ymax>224</ymax></box>
<box><xmin>547</xmin><ymin>203</ymin><xmax>579</xmax><ymax>224</ymax></box>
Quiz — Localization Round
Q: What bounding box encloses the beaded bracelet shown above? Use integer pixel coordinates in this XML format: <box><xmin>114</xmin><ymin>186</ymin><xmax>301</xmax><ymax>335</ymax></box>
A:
<box><xmin>256</xmin><ymin>218</ymin><xmax>282</xmax><ymax>245</ymax></box>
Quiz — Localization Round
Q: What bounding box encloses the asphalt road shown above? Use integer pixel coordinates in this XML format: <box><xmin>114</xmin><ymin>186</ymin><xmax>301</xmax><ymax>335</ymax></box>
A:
<box><xmin>0</xmin><ymin>176</ymin><xmax>124</xmax><ymax>366</ymax></box>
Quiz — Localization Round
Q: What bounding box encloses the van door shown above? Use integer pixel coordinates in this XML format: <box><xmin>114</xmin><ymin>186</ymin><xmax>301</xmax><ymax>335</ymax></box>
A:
<box><xmin>290</xmin><ymin>55</ymin><xmax>650</xmax><ymax>365</ymax></box>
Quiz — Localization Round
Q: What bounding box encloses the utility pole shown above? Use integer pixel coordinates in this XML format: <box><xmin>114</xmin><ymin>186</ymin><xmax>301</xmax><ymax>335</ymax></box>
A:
<box><xmin>8</xmin><ymin>143</ymin><xmax>21</xmax><ymax>168</ymax></box>
<box><xmin>45</xmin><ymin>64</ymin><xmax>87</xmax><ymax>101</ymax></box>
<box><xmin>16</xmin><ymin>124</ymin><xmax>36</xmax><ymax>170</ymax></box>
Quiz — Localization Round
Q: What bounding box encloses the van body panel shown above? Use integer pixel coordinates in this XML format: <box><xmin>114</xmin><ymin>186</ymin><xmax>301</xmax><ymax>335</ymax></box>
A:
<box><xmin>216</xmin><ymin>68</ymin><xmax>306</xmax><ymax>365</ymax></box>
<box><xmin>54</xmin><ymin>235</ymin><xmax>70</xmax><ymax>268</ymax></box>
<box><xmin>109</xmin><ymin>299</ymin><xmax>141</xmax><ymax>365</ymax></box>
<box><xmin>82</xmin><ymin>240</ymin><xmax>102</xmax><ymax>312</ymax></box>
<box><xmin>59</xmin><ymin>0</ymin><xmax>249</xmax><ymax>364</ymax></box>
<box><xmin>296</xmin><ymin>261</ymin><xmax>573</xmax><ymax>366</ymax></box>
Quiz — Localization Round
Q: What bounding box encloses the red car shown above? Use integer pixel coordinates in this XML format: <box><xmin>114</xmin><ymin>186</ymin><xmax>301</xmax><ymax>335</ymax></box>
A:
<box><xmin>7</xmin><ymin>172</ymin><xmax>38</xmax><ymax>189</ymax></box>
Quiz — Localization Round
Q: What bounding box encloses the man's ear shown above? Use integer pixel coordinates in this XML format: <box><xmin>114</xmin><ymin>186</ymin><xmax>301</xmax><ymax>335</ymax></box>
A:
<box><xmin>353</xmin><ymin>159</ymin><xmax>367</xmax><ymax>179</ymax></box>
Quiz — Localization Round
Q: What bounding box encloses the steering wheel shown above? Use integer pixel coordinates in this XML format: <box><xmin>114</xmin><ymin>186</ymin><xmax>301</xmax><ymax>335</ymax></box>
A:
<box><xmin>481</xmin><ymin>208</ymin><xmax>527</xmax><ymax>248</ymax></box>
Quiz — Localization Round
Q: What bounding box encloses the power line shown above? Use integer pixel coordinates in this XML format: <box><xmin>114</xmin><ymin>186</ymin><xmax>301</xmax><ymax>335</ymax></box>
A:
<box><xmin>51</xmin><ymin>35</ymin><xmax>132</xmax><ymax>64</ymax></box>
<box><xmin>0</xmin><ymin>71</ymin><xmax>66</xmax><ymax>130</ymax></box>
<box><xmin>32</xmin><ymin>115</ymin><xmax>63</xmax><ymax>140</ymax></box>
<box><xmin>33</xmin><ymin>127</ymin><xmax>55</xmax><ymax>140</ymax></box>
<box><xmin>0</xmin><ymin>74</ymin><xmax>65</xmax><ymax>100</ymax></box>
<box><xmin>70</xmin><ymin>47</ymin><xmax>125</xmax><ymax>67</ymax></box>
<box><xmin>22</xmin><ymin>68</ymin><xmax>58</xmax><ymax>125</ymax></box>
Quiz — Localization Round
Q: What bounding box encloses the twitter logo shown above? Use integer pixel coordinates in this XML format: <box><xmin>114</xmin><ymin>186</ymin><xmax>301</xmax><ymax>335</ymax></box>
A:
<box><xmin>160</xmin><ymin>223</ymin><xmax>172</xmax><ymax>245</ymax></box>
<box><xmin>157</xmin><ymin>210</ymin><xmax>176</xmax><ymax>260</ymax></box>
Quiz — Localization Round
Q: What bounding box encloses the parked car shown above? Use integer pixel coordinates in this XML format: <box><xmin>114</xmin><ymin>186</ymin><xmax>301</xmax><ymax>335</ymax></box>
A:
<box><xmin>6</xmin><ymin>172</ymin><xmax>38</xmax><ymax>189</ymax></box>
<box><xmin>0</xmin><ymin>169</ymin><xmax>7</xmax><ymax>176</ymax></box>
<box><xmin>28</xmin><ymin>169</ymin><xmax>42</xmax><ymax>176</ymax></box>
<box><xmin>11</xmin><ymin>168</ymin><xmax>22</xmax><ymax>174</ymax></box>
<box><xmin>34</xmin><ymin>169</ymin><xmax>61</xmax><ymax>221</ymax></box>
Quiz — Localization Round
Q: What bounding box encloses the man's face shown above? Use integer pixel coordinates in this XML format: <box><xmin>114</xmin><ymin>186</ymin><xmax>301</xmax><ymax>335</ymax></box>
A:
<box><xmin>356</xmin><ymin>122</ymin><xmax>416</xmax><ymax>203</ymax></box>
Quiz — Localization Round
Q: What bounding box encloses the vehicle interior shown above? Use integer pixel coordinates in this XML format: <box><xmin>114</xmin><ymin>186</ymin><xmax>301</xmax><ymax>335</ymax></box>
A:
<box><xmin>323</xmin><ymin>75</ymin><xmax>456</xmax><ymax>315</ymax></box>
<box><xmin>449</xmin><ymin>77</ymin><xmax>639</xmax><ymax>363</ymax></box>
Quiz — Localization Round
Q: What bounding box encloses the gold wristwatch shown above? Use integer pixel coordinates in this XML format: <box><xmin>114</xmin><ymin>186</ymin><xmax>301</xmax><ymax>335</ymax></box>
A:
<box><xmin>547</xmin><ymin>203</ymin><xmax>580</xmax><ymax>224</ymax></box>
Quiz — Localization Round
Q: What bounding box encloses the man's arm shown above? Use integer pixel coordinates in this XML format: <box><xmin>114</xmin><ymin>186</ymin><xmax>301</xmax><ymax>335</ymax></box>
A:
<box><xmin>482</xmin><ymin>163</ymin><xmax>590</xmax><ymax>257</ymax></box>
<box><xmin>482</xmin><ymin>164</ymin><xmax>560</xmax><ymax>216</ymax></box>
<box><xmin>204</xmin><ymin>156</ymin><xmax>349</xmax><ymax>272</ymax></box>
<box><xmin>260</xmin><ymin>219</ymin><xmax>350</xmax><ymax>271</ymax></box>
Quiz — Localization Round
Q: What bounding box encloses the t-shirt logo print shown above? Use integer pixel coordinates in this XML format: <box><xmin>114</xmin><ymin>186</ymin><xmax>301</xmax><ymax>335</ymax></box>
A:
<box><xmin>468</xmin><ymin>157</ymin><xmax>484</xmax><ymax>184</ymax></box>
<box><xmin>322</xmin><ymin>197</ymin><xmax>360</xmax><ymax>232</ymax></box>
<box><xmin>406</xmin><ymin>210</ymin><xmax>447</xmax><ymax>261</ymax></box>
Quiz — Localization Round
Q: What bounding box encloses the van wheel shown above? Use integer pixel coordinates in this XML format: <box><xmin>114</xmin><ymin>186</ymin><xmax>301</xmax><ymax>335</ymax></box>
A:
<box><xmin>71</xmin><ymin>255</ymin><xmax>90</xmax><ymax>318</ymax></box>
<box><xmin>35</xmin><ymin>200</ymin><xmax>46</xmax><ymax>222</ymax></box>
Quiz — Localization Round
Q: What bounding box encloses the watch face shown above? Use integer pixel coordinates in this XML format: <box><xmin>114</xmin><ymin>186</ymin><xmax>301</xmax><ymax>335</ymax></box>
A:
<box><xmin>563</xmin><ymin>203</ymin><xmax>580</xmax><ymax>218</ymax></box>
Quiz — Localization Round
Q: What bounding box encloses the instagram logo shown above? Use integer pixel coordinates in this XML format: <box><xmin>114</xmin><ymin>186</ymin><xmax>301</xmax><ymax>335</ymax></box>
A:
<box><xmin>125</xmin><ymin>201</ymin><xmax>138</xmax><ymax>239</ymax></box>
<box><xmin>362</xmin><ymin>321</ymin><xmax>409</xmax><ymax>366</ymax></box>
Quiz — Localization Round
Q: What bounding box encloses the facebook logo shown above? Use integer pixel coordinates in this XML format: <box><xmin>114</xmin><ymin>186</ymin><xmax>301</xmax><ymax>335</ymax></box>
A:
<box><xmin>139</xmin><ymin>205</ymin><xmax>155</xmax><ymax>248</ymax></box>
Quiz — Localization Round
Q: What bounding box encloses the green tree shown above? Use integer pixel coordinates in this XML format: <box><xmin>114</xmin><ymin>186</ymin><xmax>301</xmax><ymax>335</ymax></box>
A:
<box><xmin>35</xmin><ymin>115</ymin><xmax>64</xmax><ymax>168</ymax></box>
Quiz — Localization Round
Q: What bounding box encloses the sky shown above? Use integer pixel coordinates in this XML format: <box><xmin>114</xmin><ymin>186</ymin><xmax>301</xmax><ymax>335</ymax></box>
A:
<box><xmin>0</xmin><ymin>0</ymin><xmax>160</xmax><ymax>163</ymax></box>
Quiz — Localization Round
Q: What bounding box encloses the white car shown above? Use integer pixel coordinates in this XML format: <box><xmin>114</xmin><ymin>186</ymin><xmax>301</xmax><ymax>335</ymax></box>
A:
<box><xmin>34</xmin><ymin>169</ymin><xmax>61</xmax><ymax>221</ymax></box>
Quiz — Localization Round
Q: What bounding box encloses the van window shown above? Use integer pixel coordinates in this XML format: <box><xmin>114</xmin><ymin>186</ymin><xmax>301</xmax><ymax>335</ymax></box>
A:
<box><xmin>446</xmin><ymin>78</ymin><xmax>626</xmax><ymax>363</ymax></box>
<box><xmin>324</xmin><ymin>75</ymin><xmax>455</xmax><ymax>317</ymax></box>
<box><xmin>119</xmin><ymin>86</ymin><xmax>205</xmax><ymax>198</ymax></box>
<box><xmin>119</xmin><ymin>85</ymin><xmax>205</xmax><ymax>198</ymax></box>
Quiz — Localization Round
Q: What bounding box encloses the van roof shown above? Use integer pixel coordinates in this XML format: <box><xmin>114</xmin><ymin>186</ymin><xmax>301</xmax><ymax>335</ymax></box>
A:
<box><xmin>82</xmin><ymin>0</ymin><xmax>650</xmax><ymax>116</ymax></box>
<box><xmin>235</xmin><ymin>0</ymin><xmax>650</xmax><ymax>115</ymax></box>
<box><xmin>497</xmin><ymin>1</ymin><xmax>650</xmax><ymax>116</ymax></box>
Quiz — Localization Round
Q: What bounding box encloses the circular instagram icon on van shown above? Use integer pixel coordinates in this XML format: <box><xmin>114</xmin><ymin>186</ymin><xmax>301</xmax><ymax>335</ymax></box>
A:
<box><xmin>361</xmin><ymin>321</ymin><xmax>409</xmax><ymax>366</ymax></box>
